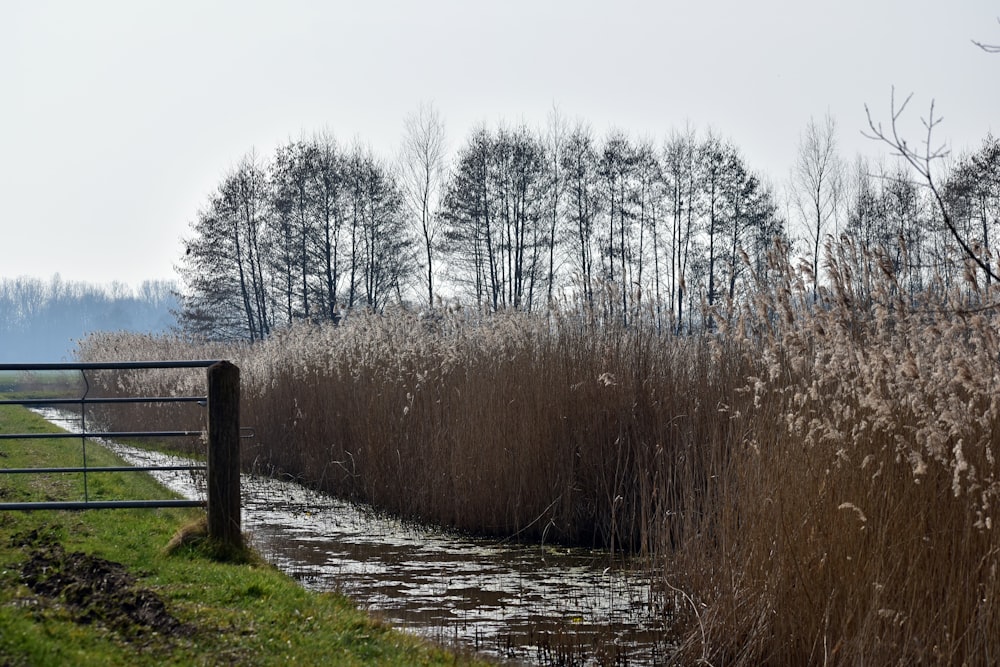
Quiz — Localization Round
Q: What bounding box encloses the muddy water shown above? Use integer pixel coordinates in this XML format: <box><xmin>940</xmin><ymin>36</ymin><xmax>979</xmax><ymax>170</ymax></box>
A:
<box><xmin>37</xmin><ymin>409</ymin><xmax>672</xmax><ymax>665</ymax></box>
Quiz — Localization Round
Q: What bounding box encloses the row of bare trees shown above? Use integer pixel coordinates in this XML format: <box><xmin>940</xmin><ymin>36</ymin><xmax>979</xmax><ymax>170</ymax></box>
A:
<box><xmin>176</xmin><ymin>105</ymin><xmax>1000</xmax><ymax>340</ymax></box>
<box><xmin>178</xmin><ymin>138</ymin><xmax>412</xmax><ymax>340</ymax></box>
<box><xmin>435</xmin><ymin>119</ymin><xmax>785</xmax><ymax>332</ymax></box>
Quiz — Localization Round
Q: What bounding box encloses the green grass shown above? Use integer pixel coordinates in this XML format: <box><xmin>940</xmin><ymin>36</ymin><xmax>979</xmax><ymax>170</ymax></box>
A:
<box><xmin>0</xmin><ymin>370</ymin><xmax>84</xmax><ymax>399</ymax></box>
<box><xmin>0</xmin><ymin>405</ymin><xmax>485</xmax><ymax>666</ymax></box>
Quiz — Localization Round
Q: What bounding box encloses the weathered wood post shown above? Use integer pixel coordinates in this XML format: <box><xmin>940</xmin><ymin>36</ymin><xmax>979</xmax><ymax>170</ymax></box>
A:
<box><xmin>207</xmin><ymin>360</ymin><xmax>241</xmax><ymax>548</ymax></box>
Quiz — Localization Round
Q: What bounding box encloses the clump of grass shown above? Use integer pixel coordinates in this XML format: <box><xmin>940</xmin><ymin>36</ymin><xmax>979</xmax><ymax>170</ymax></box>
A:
<box><xmin>74</xmin><ymin>332</ymin><xmax>234</xmax><ymax>457</ymax></box>
<box><xmin>164</xmin><ymin>515</ymin><xmax>255</xmax><ymax>563</ymax></box>
<box><xmin>232</xmin><ymin>308</ymin><xmax>747</xmax><ymax>554</ymax></box>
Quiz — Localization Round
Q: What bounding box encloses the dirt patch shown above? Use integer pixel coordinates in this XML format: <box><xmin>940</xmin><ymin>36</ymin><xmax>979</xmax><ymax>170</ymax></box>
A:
<box><xmin>10</xmin><ymin>526</ymin><xmax>193</xmax><ymax>643</ymax></box>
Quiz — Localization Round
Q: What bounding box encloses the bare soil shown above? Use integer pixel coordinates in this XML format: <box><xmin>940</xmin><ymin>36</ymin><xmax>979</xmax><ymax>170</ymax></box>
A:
<box><xmin>10</xmin><ymin>525</ymin><xmax>193</xmax><ymax>645</ymax></box>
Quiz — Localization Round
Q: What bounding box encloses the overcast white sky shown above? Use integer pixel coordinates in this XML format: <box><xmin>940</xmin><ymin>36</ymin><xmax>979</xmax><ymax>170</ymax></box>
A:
<box><xmin>2</xmin><ymin>1</ymin><xmax>998</xmax><ymax>287</ymax></box>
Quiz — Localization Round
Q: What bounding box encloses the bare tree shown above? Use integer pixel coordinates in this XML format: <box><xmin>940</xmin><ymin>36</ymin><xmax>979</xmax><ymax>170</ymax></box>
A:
<box><xmin>311</xmin><ymin>131</ymin><xmax>345</xmax><ymax>320</ymax></box>
<box><xmin>943</xmin><ymin>134</ymin><xmax>1000</xmax><ymax>287</ymax></box>
<box><xmin>561</xmin><ymin>122</ymin><xmax>601</xmax><ymax>308</ymax></box>
<box><xmin>399</xmin><ymin>102</ymin><xmax>447</xmax><ymax>307</ymax></box>
<box><xmin>792</xmin><ymin>113</ymin><xmax>844</xmax><ymax>300</ymax></box>
<box><xmin>598</xmin><ymin>130</ymin><xmax>637</xmax><ymax>322</ymax></box>
<box><xmin>219</xmin><ymin>152</ymin><xmax>272</xmax><ymax>340</ymax></box>
<box><xmin>353</xmin><ymin>150</ymin><xmax>412</xmax><ymax>311</ymax></box>
<box><xmin>179</xmin><ymin>152</ymin><xmax>273</xmax><ymax>341</ymax></box>
<box><xmin>439</xmin><ymin>125</ymin><xmax>546</xmax><ymax>311</ymax></box>
<box><xmin>699</xmin><ymin>132</ymin><xmax>727</xmax><ymax>312</ymax></box>
<box><xmin>271</xmin><ymin>139</ymin><xmax>319</xmax><ymax>322</ymax></box>
<box><xmin>633</xmin><ymin>138</ymin><xmax>664</xmax><ymax>322</ymax></box>
<box><xmin>663</xmin><ymin>126</ymin><xmax>699</xmax><ymax>333</ymax></box>
<box><xmin>864</xmin><ymin>88</ymin><xmax>1000</xmax><ymax>285</ymax></box>
<box><xmin>543</xmin><ymin>105</ymin><xmax>567</xmax><ymax>304</ymax></box>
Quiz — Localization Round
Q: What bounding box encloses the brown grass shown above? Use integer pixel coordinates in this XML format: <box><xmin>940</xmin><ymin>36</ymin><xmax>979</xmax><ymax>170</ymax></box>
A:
<box><xmin>74</xmin><ymin>240</ymin><xmax>1000</xmax><ymax>664</ymax></box>
<box><xmin>668</xmin><ymin>240</ymin><xmax>1000</xmax><ymax>664</ymax></box>
<box><xmin>236</xmin><ymin>308</ymin><xmax>747</xmax><ymax>556</ymax></box>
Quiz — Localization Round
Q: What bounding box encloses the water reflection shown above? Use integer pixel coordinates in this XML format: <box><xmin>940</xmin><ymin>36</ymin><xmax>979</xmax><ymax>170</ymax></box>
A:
<box><xmin>35</xmin><ymin>409</ymin><xmax>671</xmax><ymax>665</ymax></box>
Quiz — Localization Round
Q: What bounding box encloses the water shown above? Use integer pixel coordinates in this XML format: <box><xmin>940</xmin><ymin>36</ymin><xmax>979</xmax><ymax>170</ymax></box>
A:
<box><xmin>34</xmin><ymin>409</ymin><xmax>673</xmax><ymax>665</ymax></box>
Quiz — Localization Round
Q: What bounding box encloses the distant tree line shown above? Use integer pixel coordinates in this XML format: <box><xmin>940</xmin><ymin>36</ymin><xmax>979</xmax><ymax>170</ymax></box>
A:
<box><xmin>178</xmin><ymin>137</ymin><xmax>412</xmax><ymax>341</ymax></box>
<box><xmin>0</xmin><ymin>276</ymin><xmax>178</xmax><ymax>361</ymax></box>
<box><xmin>176</xmin><ymin>106</ymin><xmax>1000</xmax><ymax>340</ymax></box>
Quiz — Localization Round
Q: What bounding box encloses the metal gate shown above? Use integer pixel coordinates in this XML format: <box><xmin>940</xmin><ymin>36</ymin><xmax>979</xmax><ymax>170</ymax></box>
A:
<box><xmin>0</xmin><ymin>360</ymin><xmax>241</xmax><ymax>547</ymax></box>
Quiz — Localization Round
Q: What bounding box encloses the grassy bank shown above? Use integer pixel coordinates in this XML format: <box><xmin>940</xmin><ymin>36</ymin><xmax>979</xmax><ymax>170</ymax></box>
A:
<box><xmin>0</xmin><ymin>405</ymin><xmax>484</xmax><ymax>666</ymax></box>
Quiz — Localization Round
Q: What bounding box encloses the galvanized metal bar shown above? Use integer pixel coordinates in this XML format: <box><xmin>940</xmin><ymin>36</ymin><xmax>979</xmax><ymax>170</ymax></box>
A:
<box><xmin>81</xmin><ymin>373</ymin><xmax>91</xmax><ymax>502</ymax></box>
<box><xmin>0</xmin><ymin>396</ymin><xmax>207</xmax><ymax>406</ymax></box>
<box><xmin>0</xmin><ymin>500</ymin><xmax>205</xmax><ymax>511</ymax></box>
<box><xmin>0</xmin><ymin>361</ymin><xmax>221</xmax><ymax>371</ymax></box>
<box><xmin>0</xmin><ymin>465</ymin><xmax>206</xmax><ymax>474</ymax></box>
<box><xmin>0</xmin><ymin>430</ymin><xmax>204</xmax><ymax>440</ymax></box>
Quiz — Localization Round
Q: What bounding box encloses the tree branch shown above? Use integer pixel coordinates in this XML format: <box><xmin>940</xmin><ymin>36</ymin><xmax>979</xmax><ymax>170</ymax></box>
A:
<box><xmin>972</xmin><ymin>17</ymin><xmax>1000</xmax><ymax>53</ymax></box>
<box><xmin>862</xmin><ymin>87</ymin><xmax>1000</xmax><ymax>284</ymax></box>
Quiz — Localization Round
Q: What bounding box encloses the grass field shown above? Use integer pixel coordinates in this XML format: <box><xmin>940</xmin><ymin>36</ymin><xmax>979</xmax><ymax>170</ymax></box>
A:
<box><xmin>0</xmin><ymin>370</ymin><xmax>84</xmax><ymax>400</ymax></box>
<box><xmin>0</xmin><ymin>405</ymin><xmax>486</xmax><ymax>666</ymax></box>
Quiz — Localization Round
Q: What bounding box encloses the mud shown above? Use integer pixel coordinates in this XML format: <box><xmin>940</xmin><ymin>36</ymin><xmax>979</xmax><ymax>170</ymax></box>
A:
<box><xmin>11</xmin><ymin>526</ymin><xmax>192</xmax><ymax>643</ymax></box>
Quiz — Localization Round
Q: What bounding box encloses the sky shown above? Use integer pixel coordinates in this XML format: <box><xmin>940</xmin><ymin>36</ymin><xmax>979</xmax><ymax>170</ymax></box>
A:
<box><xmin>2</xmin><ymin>0</ymin><xmax>998</xmax><ymax>287</ymax></box>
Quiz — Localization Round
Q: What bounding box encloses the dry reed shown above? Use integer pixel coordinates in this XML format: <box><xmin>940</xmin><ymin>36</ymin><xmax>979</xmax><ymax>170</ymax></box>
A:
<box><xmin>668</xmin><ymin>240</ymin><xmax>1000</xmax><ymax>664</ymax></box>
<box><xmin>74</xmin><ymin>238</ymin><xmax>1000</xmax><ymax>664</ymax></box>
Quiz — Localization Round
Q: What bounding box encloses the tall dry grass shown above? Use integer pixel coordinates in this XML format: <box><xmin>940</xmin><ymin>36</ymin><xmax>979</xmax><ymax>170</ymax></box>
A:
<box><xmin>74</xmin><ymin>239</ymin><xmax>1000</xmax><ymax>664</ymax></box>
<box><xmin>77</xmin><ymin>309</ymin><xmax>748</xmax><ymax>553</ymax></box>
<box><xmin>668</xmin><ymin>240</ymin><xmax>1000</xmax><ymax>664</ymax></box>
<box><xmin>73</xmin><ymin>333</ymin><xmax>236</xmax><ymax>456</ymax></box>
<box><xmin>246</xmin><ymin>310</ymin><xmax>752</xmax><ymax>553</ymax></box>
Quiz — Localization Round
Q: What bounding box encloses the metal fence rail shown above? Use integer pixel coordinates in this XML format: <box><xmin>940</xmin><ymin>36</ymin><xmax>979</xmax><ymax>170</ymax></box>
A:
<box><xmin>0</xmin><ymin>430</ymin><xmax>205</xmax><ymax>440</ymax></box>
<box><xmin>0</xmin><ymin>360</ymin><xmax>242</xmax><ymax>548</ymax></box>
<box><xmin>0</xmin><ymin>396</ymin><xmax>207</xmax><ymax>406</ymax></box>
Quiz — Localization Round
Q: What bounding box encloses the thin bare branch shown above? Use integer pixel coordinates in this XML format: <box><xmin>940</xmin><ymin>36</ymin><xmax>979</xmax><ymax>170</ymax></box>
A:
<box><xmin>972</xmin><ymin>17</ymin><xmax>1000</xmax><ymax>52</ymax></box>
<box><xmin>863</xmin><ymin>88</ymin><xmax>1000</xmax><ymax>284</ymax></box>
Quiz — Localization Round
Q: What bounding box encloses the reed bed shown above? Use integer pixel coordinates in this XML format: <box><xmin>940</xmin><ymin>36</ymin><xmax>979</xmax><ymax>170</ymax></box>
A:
<box><xmin>79</xmin><ymin>312</ymin><xmax>749</xmax><ymax>553</ymax></box>
<box><xmin>669</xmin><ymin>242</ymin><xmax>1000</xmax><ymax>665</ymax></box>
<box><xmin>75</xmin><ymin>244</ymin><xmax>1000</xmax><ymax>664</ymax></box>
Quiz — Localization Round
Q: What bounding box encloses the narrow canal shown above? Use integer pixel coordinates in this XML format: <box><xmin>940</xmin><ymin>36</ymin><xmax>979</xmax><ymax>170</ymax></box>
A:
<box><xmin>37</xmin><ymin>409</ymin><xmax>673</xmax><ymax>665</ymax></box>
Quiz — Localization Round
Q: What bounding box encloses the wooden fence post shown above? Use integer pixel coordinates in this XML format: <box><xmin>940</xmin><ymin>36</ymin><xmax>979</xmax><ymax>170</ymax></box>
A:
<box><xmin>207</xmin><ymin>361</ymin><xmax>241</xmax><ymax>548</ymax></box>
